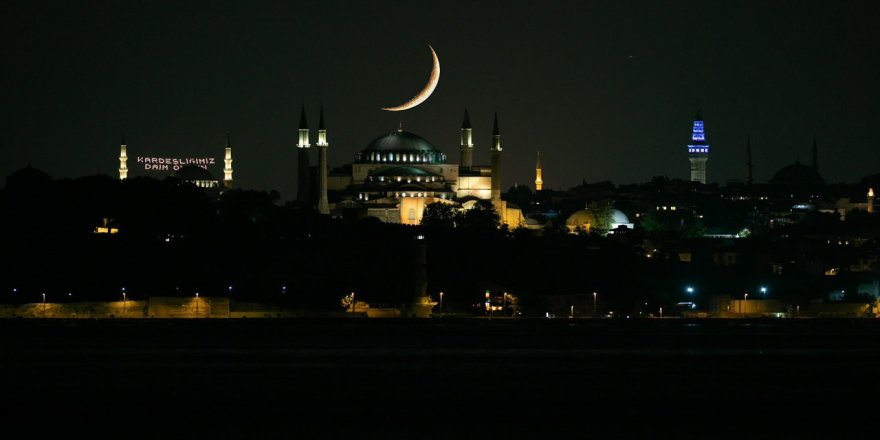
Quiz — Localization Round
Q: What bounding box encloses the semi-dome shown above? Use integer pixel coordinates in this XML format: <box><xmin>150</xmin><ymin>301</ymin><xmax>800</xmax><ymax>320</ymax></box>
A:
<box><xmin>769</xmin><ymin>162</ymin><xmax>825</xmax><ymax>185</ymax></box>
<box><xmin>356</xmin><ymin>130</ymin><xmax>446</xmax><ymax>164</ymax></box>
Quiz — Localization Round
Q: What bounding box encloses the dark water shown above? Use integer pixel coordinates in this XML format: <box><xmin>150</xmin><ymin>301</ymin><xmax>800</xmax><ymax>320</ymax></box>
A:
<box><xmin>2</xmin><ymin>318</ymin><xmax>878</xmax><ymax>438</ymax></box>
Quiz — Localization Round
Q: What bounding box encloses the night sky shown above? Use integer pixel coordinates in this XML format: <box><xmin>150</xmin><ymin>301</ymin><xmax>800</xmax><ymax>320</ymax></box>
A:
<box><xmin>3</xmin><ymin>1</ymin><xmax>878</xmax><ymax>200</ymax></box>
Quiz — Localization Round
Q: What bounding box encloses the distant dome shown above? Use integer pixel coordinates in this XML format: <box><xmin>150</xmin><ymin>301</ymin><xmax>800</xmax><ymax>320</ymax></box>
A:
<box><xmin>769</xmin><ymin>162</ymin><xmax>825</xmax><ymax>185</ymax></box>
<box><xmin>5</xmin><ymin>166</ymin><xmax>51</xmax><ymax>190</ymax></box>
<box><xmin>356</xmin><ymin>131</ymin><xmax>446</xmax><ymax>164</ymax></box>
<box><xmin>172</xmin><ymin>165</ymin><xmax>215</xmax><ymax>182</ymax></box>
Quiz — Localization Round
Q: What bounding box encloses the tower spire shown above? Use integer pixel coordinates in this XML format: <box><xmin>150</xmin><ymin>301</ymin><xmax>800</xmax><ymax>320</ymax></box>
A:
<box><xmin>317</xmin><ymin>107</ymin><xmax>329</xmax><ymax>215</ymax></box>
<box><xmin>746</xmin><ymin>136</ymin><xmax>753</xmax><ymax>185</ymax></box>
<box><xmin>812</xmin><ymin>136</ymin><xmax>818</xmax><ymax>171</ymax></box>
<box><xmin>223</xmin><ymin>132</ymin><xmax>233</xmax><ymax>189</ymax></box>
<box><xmin>490</xmin><ymin>113</ymin><xmax>503</xmax><ymax>203</ymax></box>
<box><xmin>459</xmin><ymin>108</ymin><xmax>474</xmax><ymax>169</ymax></box>
<box><xmin>118</xmin><ymin>133</ymin><xmax>128</xmax><ymax>180</ymax></box>
<box><xmin>535</xmin><ymin>151</ymin><xmax>543</xmax><ymax>191</ymax></box>
<box><xmin>297</xmin><ymin>105</ymin><xmax>312</xmax><ymax>208</ymax></box>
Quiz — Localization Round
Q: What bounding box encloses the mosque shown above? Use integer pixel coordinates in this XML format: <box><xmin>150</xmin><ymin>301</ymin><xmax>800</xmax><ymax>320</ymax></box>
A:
<box><xmin>298</xmin><ymin>107</ymin><xmax>524</xmax><ymax>227</ymax></box>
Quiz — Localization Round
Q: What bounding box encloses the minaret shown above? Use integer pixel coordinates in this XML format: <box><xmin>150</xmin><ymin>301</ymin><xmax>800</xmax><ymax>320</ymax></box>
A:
<box><xmin>812</xmin><ymin>137</ymin><xmax>819</xmax><ymax>172</ymax></box>
<box><xmin>296</xmin><ymin>105</ymin><xmax>311</xmax><ymax>207</ymax></box>
<box><xmin>460</xmin><ymin>109</ymin><xmax>474</xmax><ymax>170</ymax></box>
<box><xmin>316</xmin><ymin>107</ymin><xmax>330</xmax><ymax>215</ymax></box>
<box><xmin>687</xmin><ymin>112</ymin><xmax>709</xmax><ymax>184</ymax></box>
<box><xmin>118</xmin><ymin>133</ymin><xmax>128</xmax><ymax>180</ymax></box>
<box><xmin>746</xmin><ymin>137</ymin><xmax>753</xmax><ymax>185</ymax></box>
<box><xmin>490</xmin><ymin>113</ymin><xmax>502</xmax><ymax>203</ymax></box>
<box><xmin>223</xmin><ymin>132</ymin><xmax>233</xmax><ymax>189</ymax></box>
<box><xmin>868</xmin><ymin>188</ymin><xmax>875</xmax><ymax>214</ymax></box>
<box><xmin>535</xmin><ymin>151</ymin><xmax>543</xmax><ymax>191</ymax></box>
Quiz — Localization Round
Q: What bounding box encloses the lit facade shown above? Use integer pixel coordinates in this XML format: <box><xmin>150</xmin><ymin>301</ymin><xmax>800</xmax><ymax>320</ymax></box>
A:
<box><xmin>313</xmin><ymin>109</ymin><xmax>522</xmax><ymax>226</ymax></box>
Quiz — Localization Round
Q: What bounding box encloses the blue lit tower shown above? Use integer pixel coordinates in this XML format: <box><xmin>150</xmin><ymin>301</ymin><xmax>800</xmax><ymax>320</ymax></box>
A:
<box><xmin>687</xmin><ymin>112</ymin><xmax>709</xmax><ymax>184</ymax></box>
<box><xmin>296</xmin><ymin>105</ymin><xmax>311</xmax><ymax>207</ymax></box>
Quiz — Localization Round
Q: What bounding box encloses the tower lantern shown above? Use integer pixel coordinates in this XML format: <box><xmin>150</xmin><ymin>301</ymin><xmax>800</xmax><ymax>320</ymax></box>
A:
<box><xmin>687</xmin><ymin>112</ymin><xmax>709</xmax><ymax>184</ymax></box>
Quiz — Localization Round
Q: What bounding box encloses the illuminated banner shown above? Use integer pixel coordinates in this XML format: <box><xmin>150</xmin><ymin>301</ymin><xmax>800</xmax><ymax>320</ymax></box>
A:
<box><xmin>137</xmin><ymin>156</ymin><xmax>216</xmax><ymax>171</ymax></box>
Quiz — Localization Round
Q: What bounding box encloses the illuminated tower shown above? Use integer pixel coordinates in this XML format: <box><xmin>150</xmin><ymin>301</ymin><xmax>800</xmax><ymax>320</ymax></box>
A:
<box><xmin>746</xmin><ymin>137</ymin><xmax>753</xmax><ymax>185</ymax></box>
<box><xmin>118</xmin><ymin>133</ymin><xmax>128</xmax><ymax>180</ymax></box>
<box><xmin>223</xmin><ymin>132</ymin><xmax>233</xmax><ymax>189</ymax></box>
<box><xmin>687</xmin><ymin>112</ymin><xmax>709</xmax><ymax>184</ymax></box>
<box><xmin>316</xmin><ymin>107</ymin><xmax>330</xmax><ymax>215</ymax></box>
<box><xmin>460</xmin><ymin>108</ymin><xmax>473</xmax><ymax>169</ymax></box>
<box><xmin>296</xmin><ymin>105</ymin><xmax>311</xmax><ymax>207</ymax></box>
<box><xmin>868</xmin><ymin>188</ymin><xmax>875</xmax><ymax>214</ymax></box>
<box><xmin>535</xmin><ymin>151</ymin><xmax>543</xmax><ymax>191</ymax></box>
<box><xmin>490</xmin><ymin>113</ymin><xmax>502</xmax><ymax>203</ymax></box>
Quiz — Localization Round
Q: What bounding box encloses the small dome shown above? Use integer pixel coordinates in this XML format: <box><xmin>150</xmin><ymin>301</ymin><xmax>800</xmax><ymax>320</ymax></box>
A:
<box><xmin>566</xmin><ymin>209</ymin><xmax>596</xmax><ymax>227</ymax></box>
<box><xmin>357</xmin><ymin>131</ymin><xmax>446</xmax><ymax>164</ymax></box>
<box><xmin>769</xmin><ymin>162</ymin><xmax>825</xmax><ymax>185</ymax></box>
<box><xmin>610</xmin><ymin>209</ymin><xmax>630</xmax><ymax>225</ymax></box>
<box><xmin>172</xmin><ymin>165</ymin><xmax>216</xmax><ymax>182</ymax></box>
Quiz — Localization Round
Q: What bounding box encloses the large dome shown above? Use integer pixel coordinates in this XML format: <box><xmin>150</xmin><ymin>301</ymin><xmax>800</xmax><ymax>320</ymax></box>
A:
<box><xmin>769</xmin><ymin>162</ymin><xmax>825</xmax><ymax>185</ymax></box>
<box><xmin>355</xmin><ymin>130</ymin><xmax>446</xmax><ymax>164</ymax></box>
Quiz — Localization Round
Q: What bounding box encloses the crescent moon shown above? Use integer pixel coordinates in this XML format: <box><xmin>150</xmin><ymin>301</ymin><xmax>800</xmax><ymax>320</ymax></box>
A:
<box><xmin>381</xmin><ymin>45</ymin><xmax>440</xmax><ymax>111</ymax></box>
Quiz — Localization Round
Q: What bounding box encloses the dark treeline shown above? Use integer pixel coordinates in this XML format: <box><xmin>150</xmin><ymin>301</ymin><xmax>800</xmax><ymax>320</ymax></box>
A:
<box><xmin>2</xmin><ymin>168</ymin><xmax>878</xmax><ymax>315</ymax></box>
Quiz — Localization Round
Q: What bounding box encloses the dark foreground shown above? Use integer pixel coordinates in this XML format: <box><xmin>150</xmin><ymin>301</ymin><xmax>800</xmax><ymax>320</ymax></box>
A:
<box><xmin>2</xmin><ymin>318</ymin><xmax>879</xmax><ymax>438</ymax></box>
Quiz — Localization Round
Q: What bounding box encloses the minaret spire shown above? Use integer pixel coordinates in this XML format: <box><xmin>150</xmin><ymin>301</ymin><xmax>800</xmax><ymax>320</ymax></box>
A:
<box><xmin>223</xmin><ymin>132</ymin><xmax>233</xmax><ymax>189</ymax></box>
<box><xmin>459</xmin><ymin>108</ymin><xmax>474</xmax><ymax>169</ymax></box>
<box><xmin>118</xmin><ymin>133</ymin><xmax>128</xmax><ymax>180</ymax></box>
<box><xmin>317</xmin><ymin>107</ymin><xmax>330</xmax><ymax>215</ymax></box>
<box><xmin>746</xmin><ymin>136</ymin><xmax>753</xmax><ymax>185</ymax></box>
<box><xmin>490</xmin><ymin>113</ymin><xmax>503</xmax><ymax>203</ymax></box>
<box><xmin>535</xmin><ymin>151</ymin><xmax>543</xmax><ymax>191</ymax></box>
<box><xmin>811</xmin><ymin>136</ymin><xmax>818</xmax><ymax>171</ymax></box>
<box><xmin>297</xmin><ymin>105</ymin><xmax>312</xmax><ymax>208</ymax></box>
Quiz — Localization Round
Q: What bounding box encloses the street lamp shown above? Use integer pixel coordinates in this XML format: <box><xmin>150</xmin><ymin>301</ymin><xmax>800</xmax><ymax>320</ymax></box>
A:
<box><xmin>122</xmin><ymin>291</ymin><xmax>127</xmax><ymax>316</ymax></box>
<box><xmin>195</xmin><ymin>292</ymin><xmax>200</xmax><ymax>317</ymax></box>
<box><xmin>659</xmin><ymin>306</ymin><xmax>663</xmax><ymax>319</ymax></box>
<box><xmin>42</xmin><ymin>292</ymin><xmax>46</xmax><ymax>316</ymax></box>
<box><xmin>592</xmin><ymin>291</ymin><xmax>597</xmax><ymax>317</ymax></box>
<box><xmin>439</xmin><ymin>291</ymin><xmax>444</xmax><ymax>311</ymax></box>
<box><xmin>503</xmin><ymin>292</ymin><xmax>508</xmax><ymax>315</ymax></box>
<box><xmin>350</xmin><ymin>292</ymin><xmax>356</xmax><ymax>313</ymax></box>
<box><xmin>570</xmin><ymin>305</ymin><xmax>574</xmax><ymax>318</ymax></box>
<box><xmin>760</xmin><ymin>286</ymin><xmax>767</xmax><ymax>297</ymax></box>
<box><xmin>228</xmin><ymin>285</ymin><xmax>233</xmax><ymax>295</ymax></box>
<box><xmin>743</xmin><ymin>292</ymin><xmax>748</xmax><ymax>314</ymax></box>
<box><xmin>686</xmin><ymin>286</ymin><xmax>694</xmax><ymax>295</ymax></box>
